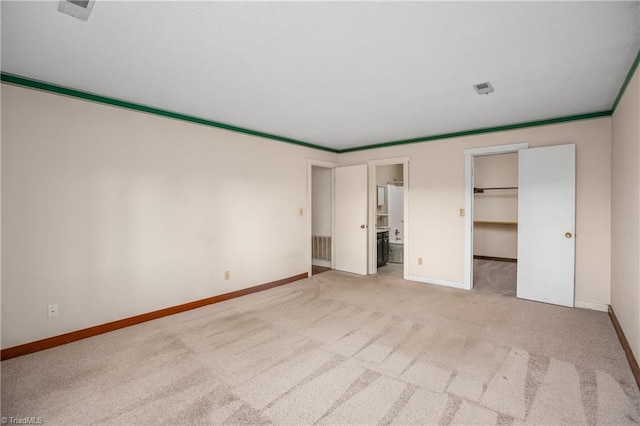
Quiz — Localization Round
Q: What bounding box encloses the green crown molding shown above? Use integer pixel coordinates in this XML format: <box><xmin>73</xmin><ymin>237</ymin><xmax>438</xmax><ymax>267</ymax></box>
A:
<box><xmin>1</xmin><ymin>72</ymin><xmax>616</xmax><ymax>155</ymax></box>
<box><xmin>611</xmin><ymin>46</ymin><xmax>640</xmax><ymax>112</ymax></box>
<box><xmin>0</xmin><ymin>73</ymin><xmax>339</xmax><ymax>154</ymax></box>
<box><xmin>338</xmin><ymin>110</ymin><xmax>612</xmax><ymax>153</ymax></box>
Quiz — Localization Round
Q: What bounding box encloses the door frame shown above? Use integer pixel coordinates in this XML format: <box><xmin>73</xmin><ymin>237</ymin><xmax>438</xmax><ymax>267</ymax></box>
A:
<box><xmin>367</xmin><ymin>157</ymin><xmax>410</xmax><ymax>277</ymax></box>
<box><xmin>463</xmin><ymin>143</ymin><xmax>529</xmax><ymax>290</ymax></box>
<box><xmin>307</xmin><ymin>159</ymin><xmax>339</xmax><ymax>277</ymax></box>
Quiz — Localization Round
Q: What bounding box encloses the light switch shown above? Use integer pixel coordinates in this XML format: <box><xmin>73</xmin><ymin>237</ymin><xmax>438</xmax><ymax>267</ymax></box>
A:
<box><xmin>459</xmin><ymin>208</ymin><xmax>465</xmax><ymax>217</ymax></box>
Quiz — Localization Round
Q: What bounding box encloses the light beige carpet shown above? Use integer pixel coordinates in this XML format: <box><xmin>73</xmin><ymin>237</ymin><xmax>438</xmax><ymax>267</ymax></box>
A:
<box><xmin>472</xmin><ymin>259</ymin><xmax>517</xmax><ymax>297</ymax></box>
<box><xmin>2</xmin><ymin>269</ymin><xmax>639</xmax><ymax>425</ymax></box>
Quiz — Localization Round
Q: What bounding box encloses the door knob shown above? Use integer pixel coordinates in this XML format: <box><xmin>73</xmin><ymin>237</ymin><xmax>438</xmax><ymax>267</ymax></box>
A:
<box><xmin>565</xmin><ymin>232</ymin><xmax>572</xmax><ymax>238</ymax></box>
<box><xmin>361</xmin><ymin>224</ymin><xmax>366</xmax><ymax>229</ymax></box>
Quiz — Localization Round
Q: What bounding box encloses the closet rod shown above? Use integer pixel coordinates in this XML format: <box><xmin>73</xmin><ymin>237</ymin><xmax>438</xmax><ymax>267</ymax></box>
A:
<box><xmin>474</xmin><ymin>186</ymin><xmax>517</xmax><ymax>193</ymax></box>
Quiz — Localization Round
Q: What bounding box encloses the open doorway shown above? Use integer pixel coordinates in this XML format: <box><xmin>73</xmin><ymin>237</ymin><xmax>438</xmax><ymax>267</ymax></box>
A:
<box><xmin>307</xmin><ymin>159</ymin><xmax>338</xmax><ymax>277</ymax></box>
<box><xmin>375</xmin><ymin>164</ymin><xmax>404</xmax><ymax>277</ymax></box>
<box><xmin>465</xmin><ymin>143</ymin><xmax>576</xmax><ymax>307</ymax></box>
<box><xmin>368</xmin><ymin>157</ymin><xmax>409</xmax><ymax>278</ymax></box>
<box><xmin>472</xmin><ymin>153</ymin><xmax>518</xmax><ymax>296</ymax></box>
<box><xmin>311</xmin><ymin>166</ymin><xmax>332</xmax><ymax>275</ymax></box>
<box><xmin>463</xmin><ymin>143</ymin><xmax>528</xmax><ymax>290</ymax></box>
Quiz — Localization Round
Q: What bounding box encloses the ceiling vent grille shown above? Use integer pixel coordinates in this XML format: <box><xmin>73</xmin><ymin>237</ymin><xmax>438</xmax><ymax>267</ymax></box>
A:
<box><xmin>473</xmin><ymin>82</ymin><xmax>494</xmax><ymax>95</ymax></box>
<box><xmin>58</xmin><ymin>0</ymin><xmax>95</xmax><ymax>21</ymax></box>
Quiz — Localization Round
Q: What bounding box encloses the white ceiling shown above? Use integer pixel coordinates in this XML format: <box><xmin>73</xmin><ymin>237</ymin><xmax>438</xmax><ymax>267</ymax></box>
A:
<box><xmin>2</xmin><ymin>1</ymin><xmax>639</xmax><ymax>151</ymax></box>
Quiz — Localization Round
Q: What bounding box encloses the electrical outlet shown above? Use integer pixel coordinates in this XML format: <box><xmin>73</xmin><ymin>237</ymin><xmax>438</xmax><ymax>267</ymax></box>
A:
<box><xmin>48</xmin><ymin>304</ymin><xmax>59</xmax><ymax>318</ymax></box>
<box><xmin>418</xmin><ymin>258</ymin><xmax>423</xmax><ymax>265</ymax></box>
<box><xmin>299</xmin><ymin>208</ymin><xmax>304</xmax><ymax>216</ymax></box>
<box><xmin>459</xmin><ymin>208</ymin><xmax>465</xmax><ymax>217</ymax></box>
<box><xmin>224</xmin><ymin>270</ymin><xmax>230</xmax><ymax>280</ymax></box>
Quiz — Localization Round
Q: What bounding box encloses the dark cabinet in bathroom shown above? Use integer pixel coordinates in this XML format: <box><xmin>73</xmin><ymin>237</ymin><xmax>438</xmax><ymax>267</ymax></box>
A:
<box><xmin>377</xmin><ymin>231</ymin><xmax>389</xmax><ymax>267</ymax></box>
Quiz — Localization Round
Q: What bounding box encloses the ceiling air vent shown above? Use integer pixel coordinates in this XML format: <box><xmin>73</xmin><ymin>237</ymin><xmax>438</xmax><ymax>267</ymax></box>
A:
<box><xmin>58</xmin><ymin>0</ymin><xmax>95</xmax><ymax>21</ymax></box>
<box><xmin>473</xmin><ymin>81</ymin><xmax>494</xmax><ymax>95</ymax></box>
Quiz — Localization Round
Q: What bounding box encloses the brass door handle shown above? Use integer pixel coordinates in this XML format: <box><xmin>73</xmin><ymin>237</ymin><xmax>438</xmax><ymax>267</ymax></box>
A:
<box><xmin>565</xmin><ymin>232</ymin><xmax>573</xmax><ymax>238</ymax></box>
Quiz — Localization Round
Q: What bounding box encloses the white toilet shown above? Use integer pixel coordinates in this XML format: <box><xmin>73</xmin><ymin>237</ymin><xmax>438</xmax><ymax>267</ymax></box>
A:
<box><xmin>389</xmin><ymin>240</ymin><xmax>404</xmax><ymax>263</ymax></box>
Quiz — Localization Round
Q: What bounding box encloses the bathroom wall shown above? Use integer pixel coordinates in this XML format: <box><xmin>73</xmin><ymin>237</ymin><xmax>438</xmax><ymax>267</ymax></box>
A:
<box><xmin>377</xmin><ymin>164</ymin><xmax>403</xmax><ymax>187</ymax></box>
<box><xmin>376</xmin><ymin>164</ymin><xmax>403</xmax><ymax>227</ymax></box>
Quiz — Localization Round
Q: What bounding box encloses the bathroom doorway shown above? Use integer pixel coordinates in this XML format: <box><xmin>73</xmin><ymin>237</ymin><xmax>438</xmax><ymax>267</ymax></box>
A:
<box><xmin>369</xmin><ymin>158</ymin><xmax>409</xmax><ymax>278</ymax></box>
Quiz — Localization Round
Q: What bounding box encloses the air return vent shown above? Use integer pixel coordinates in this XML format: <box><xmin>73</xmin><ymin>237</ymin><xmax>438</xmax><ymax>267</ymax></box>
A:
<box><xmin>58</xmin><ymin>0</ymin><xmax>95</xmax><ymax>21</ymax></box>
<box><xmin>473</xmin><ymin>81</ymin><xmax>494</xmax><ymax>95</ymax></box>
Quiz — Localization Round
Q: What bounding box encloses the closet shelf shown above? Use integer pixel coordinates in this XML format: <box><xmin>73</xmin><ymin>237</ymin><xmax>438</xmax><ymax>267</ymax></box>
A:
<box><xmin>474</xmin><ymin>221</ymin><xmax>518</xmax><ymax>226</ymax></box>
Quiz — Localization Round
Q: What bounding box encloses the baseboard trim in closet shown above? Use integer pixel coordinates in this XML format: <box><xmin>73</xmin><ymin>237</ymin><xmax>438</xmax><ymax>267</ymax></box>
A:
<box><xmin>574</xmin><ymin>299</ymin><xmax>609</xmax><ymax>312</ymax></box>
<box><xmin>1</xmin><ymin>272</ymin><xmax>308</xmax><ymax>361</ymax></box>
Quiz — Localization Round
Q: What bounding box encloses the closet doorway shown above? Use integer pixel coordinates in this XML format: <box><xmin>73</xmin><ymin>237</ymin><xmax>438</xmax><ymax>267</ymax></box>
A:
<box><xmin>463</xmin><ymin>142</ymin><xmax>528</xmax><ymax>291</ymax></box>
<box><xmin>472</xmin><ymin>153</ymin><xmax>518</xmax><ymax>296</ymax></box>
<box><xmin>464</xmin><ymin>143</ymin><xmax>576</xmax><ymax>307</ymax></box>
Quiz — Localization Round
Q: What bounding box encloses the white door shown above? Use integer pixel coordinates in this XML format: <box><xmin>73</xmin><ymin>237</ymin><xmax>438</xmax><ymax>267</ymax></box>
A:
<box><xmin>334</xmin><ymin>164</ymin><xmax>368</xmax><ymax>275</ymax></box>
<box><xmin>517</xmin><ymin>144</ymin><xmax>575</xmax><ymax>307</ymax></box>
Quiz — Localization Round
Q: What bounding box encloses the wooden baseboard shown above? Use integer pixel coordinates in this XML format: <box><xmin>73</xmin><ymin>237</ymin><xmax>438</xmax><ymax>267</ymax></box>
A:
<box><xmin>1</xmin><ymin>272</ymin><xmax>308</xmax><ymax>361</ymax></box>
<box><xmin>473</xmin><ymin>255</ymin><xmax>517</xmax><ymax>263</ymax></box>
<box><xmin>608</xmin><ymin>305</ymin><xmax>640</xmax><ymax>388</ymax></box>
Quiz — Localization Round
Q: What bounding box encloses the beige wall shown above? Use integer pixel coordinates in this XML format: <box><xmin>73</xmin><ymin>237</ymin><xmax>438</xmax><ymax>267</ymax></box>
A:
<box><xmin>473</xmin><ymin>153</ymin><xmax>518</xmax><ymax>259</ymax></box>
<box><xmin>0</xmin><ymin>84</ymin><xmax>3</xmax><ymax>341</ymax></box>
<box><xmin>611</xmin><ymin>65</ymin><xmax>640</xmax><ymax>360</ymax></box>
<box><xmin>1</xmin><ymin>84</ymin><xmax>337</xmax><ymax>348</ymax></box>
<box><xmin>1</xmin><ymin>81</ymin><xmax>616</xmax><ymax>350</ymax></box>
<box><xmin>340</xmin><ymin>117</ymin><xmax>612</xmax><ymax>307</ymax></box>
